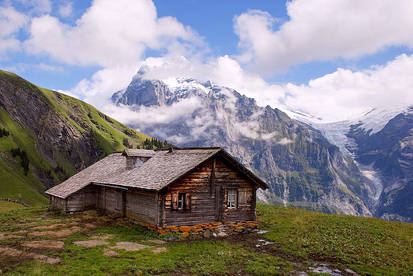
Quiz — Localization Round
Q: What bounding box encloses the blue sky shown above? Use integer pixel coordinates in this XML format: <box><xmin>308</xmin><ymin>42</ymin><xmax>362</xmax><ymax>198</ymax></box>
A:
<box><xmin>1</xmin><ymin>0</ymin><xmax>413</xmax><ymax>122</ymax></box>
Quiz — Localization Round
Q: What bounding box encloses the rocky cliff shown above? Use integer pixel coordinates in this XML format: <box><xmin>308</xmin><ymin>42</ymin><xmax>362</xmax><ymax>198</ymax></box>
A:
<box><xmin>346</xmin><ymin>108</ymin><xmax>413</xmax><ymax>222</ymax></box>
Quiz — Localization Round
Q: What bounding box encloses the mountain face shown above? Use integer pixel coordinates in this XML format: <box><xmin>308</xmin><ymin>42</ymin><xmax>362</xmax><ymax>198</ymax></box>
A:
<box><xmin>0</xmin><ymin>70</ymin><xmax>149</xmax><ymax>206</ymax></box>
<box><xmin>313</xmin><ymin>107</ymin><xmax>413</xmax><ymax>222</ymax></box>
<box><xmin>112</xmin><ymin>72</ymin><xmax>375</xmax><ymax>216</ymax></box>
<box><xmin>347</xmin><ymin>108</ymin><xmax>413</xmax><ymax>222</ymax></box>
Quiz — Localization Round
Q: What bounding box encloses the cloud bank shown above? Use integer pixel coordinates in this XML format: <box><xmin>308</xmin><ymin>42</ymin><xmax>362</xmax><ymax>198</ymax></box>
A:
<box><xmin>234</xmin><ymin>0</ymin><xmax>413</xmax><ymax>75</ymax></box>
<box><xmin>25</xmin><ymin>0</ymin><xmax>202</xmax><ymax>67</ymax></box>
<box><xmin>1</xmin><ymin>0</ymin><xmax>413</xmax><ymax>125</ymax></box>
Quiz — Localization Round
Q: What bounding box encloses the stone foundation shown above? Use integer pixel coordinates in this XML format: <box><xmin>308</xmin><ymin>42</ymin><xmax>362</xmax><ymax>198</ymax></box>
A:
<box><xmin>144</xmin><ymin>221</ymin><xmax>259</xmax><ymax>238</ymax></box>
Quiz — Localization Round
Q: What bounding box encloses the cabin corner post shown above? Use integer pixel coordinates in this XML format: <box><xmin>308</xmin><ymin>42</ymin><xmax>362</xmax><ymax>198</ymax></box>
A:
<box><xmin>253</xmin><ymin>187</ymin><xmax>257</xmax><ymax>221</ymax></box>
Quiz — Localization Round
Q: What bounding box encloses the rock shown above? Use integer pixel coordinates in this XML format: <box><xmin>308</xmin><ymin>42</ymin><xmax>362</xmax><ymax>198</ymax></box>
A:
<box><xmin>73</xmin><ymin>240</ymin><xmax>109</xmax><ymax>248</ymax></box>
<box><xmin>344</xmin><ymin>268</ymin><xmax>359</xmax><ymax>275</ymax></box>
<box><xmin>151</xmin><ymin>247</ymin><xmax>167</xmax><ymax>253</ymax></box>
<box><xmin>111</xmin><ymin>242</ymin><xmax>151</xmax><ymax>251</ymax></box>
<box><xmin>0</xmin><ymin>246</ymin><xmax>60</xmax><ymax>264</ymax></box>
<box><xmin>203</xmin><ymin>230</ymin><xmax>212</xmax><ymax>238</ymax></box>
<box><xmin>103</xmin><ymin>249</ymin><xmax>119</xmax><ymax>257</ymax></box>
<box><xmin>146</xmin><ymin>239</ymin><xmax>166</xmax><ymax>245</ymax></box>
<box><xmin>23</xmin><ymin>240</ymin><xmax>64</xmax><ymax>250</ymax></box>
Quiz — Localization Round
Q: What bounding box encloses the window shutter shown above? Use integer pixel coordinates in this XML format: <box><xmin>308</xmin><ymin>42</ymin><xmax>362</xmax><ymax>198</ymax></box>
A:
<box><xmin>172</xmin><ymin>193</ymin><xmax>178</xmax><ymax>210</ymax></box>
<box><xmin>185</xmin><ymin>193</ymin><xmax>191</xmax><ymax>210</ymax></box>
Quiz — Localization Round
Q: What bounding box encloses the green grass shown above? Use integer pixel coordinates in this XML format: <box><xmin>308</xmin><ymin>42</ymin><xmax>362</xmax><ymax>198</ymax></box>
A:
<box><xmin>0</xmin><ymin>205</ymin><xmax>412</xmax><ymax>275</ymax></box>
<box><xmin>0</xmin><ymin>161</ymin><xmax>48</xmax><ymax>206</ymax></box>
<box><xmin>257</xmin><ymin>204</ymin><xmax>413</xmax><ymax>275</ymax></box>
<box><xmin>0</xmin><ymin>201</ymin><xmax>25</xmax><ymax>213</ymax></box>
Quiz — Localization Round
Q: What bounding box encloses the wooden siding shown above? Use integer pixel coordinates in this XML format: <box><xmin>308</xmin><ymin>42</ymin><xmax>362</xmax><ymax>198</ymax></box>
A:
<box><xmin>215</xmin><ymin>158</ymin><xmax>256</xmax><ymax>222</ymax></box>
<box><xmin>161</xmin><ymin>159</ymin><xmax>216</xmax><ymax>226</ymax></box>
<box><xmin>96</xmin><ymin>187</ymin><xmax>122</xmax><ymax>216</ymax></box>
<box><xmin>66</xmin><ymin>185</ymin><xmax>97</xmax><ymax>212</ymax></box>
<box><xmin>125</xmin><ymin>189</ymin><xmax>158</xmax><ymax>225</ymax></box>
<box><xmin>161</xmin><ymin>157</ymin><xmax>256</xmax><ymax>226</ymax></box>
<box><xmin>49</xmin><ymin>196</ymin><xmax>65</xmax><ymax>211</ymax></box>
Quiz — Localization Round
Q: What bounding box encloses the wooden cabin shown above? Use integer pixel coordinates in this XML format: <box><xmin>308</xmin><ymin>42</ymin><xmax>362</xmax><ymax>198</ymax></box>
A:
<box><xmin>46</xmin><ymin>148</ymin><xmax>268</xmax><ymax>228</ymax></box>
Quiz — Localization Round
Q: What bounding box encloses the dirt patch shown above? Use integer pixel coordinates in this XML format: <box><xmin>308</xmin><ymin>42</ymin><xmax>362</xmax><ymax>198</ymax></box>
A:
<box><xmin>22</xmin><ymin>240</ymin><xmax>64</xmax><ymax>250</ymax></box>
<box><xmin>151</xmin><ymin>247</ymin><xmax>167</xmax><ymax>253</ymax></box>
<box><xmin>147</xmin><ymin>239</ymin><xmax>166</xmax><ymax>245</ymax></box>
<box><xmin>0</xmin><ymin>246</ymin><xmax>60</xmax><ymax>264</ymax></box>
<box><xmin>73</xmin><ymin>240</ymin><xmax>109</xmax><ymax>248</ymax></box>
<box><xmin>111</xmin><ymin>242</ymin><xmax>151</xmax><ymax>251</ymax></box>
<box><xmin>29</xmin><ymin>226</ymin><xmax>81</xmax><ymax>238</ymax></box>
<box><xmin>103</xmin><ymin>248</ymin><xmax>119</xmax><ymax>257</ymax></box>
<box><xmin>0</xmin><ymin>233</ymin><xmax>24</xmax><ymax>240</ymax></box>
<box><xmin>31</xmin><ymin>222</ymin><xmax>78</xmax><ymax>231</ymax></box>
<box><xmin>90</xmin><ymin>234</ymin><xmax>114</xmax><ymax>240</ymax></box>
<box><xmin>31</xmin><ymin>224</ymin><xmax>66</xmax><ymax>230</ymax></box>
<box><xmin>83</xmin><ymin>223</ymin><xmax>98</xmax><ymax>230</ymax></box>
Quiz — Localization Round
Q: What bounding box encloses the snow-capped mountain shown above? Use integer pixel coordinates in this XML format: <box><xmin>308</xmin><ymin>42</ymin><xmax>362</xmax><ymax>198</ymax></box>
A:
<box><xmin>301</xmin><ymin>106</ymin><xmax>413</xmax><ymax>222</ymax></box>
<box><xmin>111</xmin><ymin>70</ymin><xmax>378</xmax><ymax>217</ymax></box>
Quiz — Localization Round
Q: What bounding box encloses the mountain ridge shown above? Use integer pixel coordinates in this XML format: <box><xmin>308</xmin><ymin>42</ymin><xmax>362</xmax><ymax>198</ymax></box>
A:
<box><xmin>112</xmin><ymin>73</ymin><xmax>376</xmax><ymax>217</ymax></box>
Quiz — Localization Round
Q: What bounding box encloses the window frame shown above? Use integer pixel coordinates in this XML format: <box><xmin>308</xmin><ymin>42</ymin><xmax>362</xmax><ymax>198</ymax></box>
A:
<box><xmin>227</xmin><ymin>189</ymin><xmax>237</xmax><ymax>209</ymax></box>
<box><xmin>178</xmin><ymin>193</ymin><xmax>185</xmax><ymax>210</ymax></box>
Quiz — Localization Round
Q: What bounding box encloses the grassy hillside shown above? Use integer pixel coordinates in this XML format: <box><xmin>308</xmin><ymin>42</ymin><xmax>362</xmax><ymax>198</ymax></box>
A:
<box><xmin>0</xmin><ymin>204</ymin><xmax>411</xmax><ymax>275</ymax></box>
<box><xmin>0</xmin><ymin>70</ymin><xmax>151</xmax><ymax>206</ymax></box>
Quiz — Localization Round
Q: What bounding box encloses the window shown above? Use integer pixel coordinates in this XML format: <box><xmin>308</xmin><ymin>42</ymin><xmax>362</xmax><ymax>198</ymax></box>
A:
<box><xmin>173</xmin><ymin>193</ymin><xmax>191</xmax><ymax>211</ymax></box>
<box><xmin>178</xmin><ymin>193</ymin><xmax>185</xmax><ymax>210</ymax></box>
<box><xmin>227</xmin><ymin>189</ymin><xmax>237</xmax><ymax>208</ymax></box>
<box><xmin>134</xmin><ymin>159</ymin><xmax>144</xmax><ymax>168</ymax></box>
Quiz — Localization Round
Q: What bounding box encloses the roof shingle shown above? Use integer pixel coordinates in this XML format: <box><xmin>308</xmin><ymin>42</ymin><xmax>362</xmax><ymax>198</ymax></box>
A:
<box><xmin>45</xmin><ymin>147</ymin><xmax>267</xmax><ymax>198</ymax></box>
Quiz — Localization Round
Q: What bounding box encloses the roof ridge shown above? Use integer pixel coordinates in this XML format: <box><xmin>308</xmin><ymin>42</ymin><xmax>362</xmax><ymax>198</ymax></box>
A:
<box><xmin>156</xmin><ymin>147</ymin><xmax>222</xmax><ymax>151</ymax></box>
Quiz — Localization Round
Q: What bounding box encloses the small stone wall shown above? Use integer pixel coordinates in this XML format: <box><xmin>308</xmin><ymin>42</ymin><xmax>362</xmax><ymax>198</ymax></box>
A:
<box><xmin>144</xmin><ymin>221</ymin><xmax>259</xmax><ymax>238</ymax></box>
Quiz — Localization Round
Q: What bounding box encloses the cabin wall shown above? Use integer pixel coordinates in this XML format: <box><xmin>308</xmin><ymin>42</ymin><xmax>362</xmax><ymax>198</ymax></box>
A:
<box><xmin>215</xmin><ymin>159</ymin><xmax>256</xmax><ymax>222</ymax></box>
<box><xmin>125</xmin><ymin>189</ymin><xmax>158</xmax><ymax>225</ymax></box>
<box><xmin>96</xmin><ymin>187</ymin><xmax>123</xmax><ymax>216</ymax></box>
<box><xmin>66</xmin><ymin>185</ymin><xmax>98</xmax><ymax>212</ymax></box>
<box><xmin>49</xmin><ymin>196</ymin><xmax>65</xmax><ymax>211</ymax></box>
<box><xmin>161</xmin><ymin>157</ymin><xmax>256</xmax><ymax>227</ymax></box>
<box><xmin>161</xmin><ymin>159</ymin><xmax>216</xmax><ymax>226</ymax></box>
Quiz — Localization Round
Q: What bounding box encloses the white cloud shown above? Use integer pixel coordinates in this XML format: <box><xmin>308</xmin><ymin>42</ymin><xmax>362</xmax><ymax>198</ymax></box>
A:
<box><xmin>0</xmin><ymin>5</ymin><xmax>28</xmax><ymax>54</ymax></box>
<box><xmin>73</xmin><ymin>64</ymin><xmax>140</xmax><ymax>107</ymax></box>
<box><xmin>282</xmin><ymin>54</ymin><xmax>413</xmax><ymax>122</ymax></box>
<box><xmin>58</xmin><ymin>1</ymin><xmax>73</xmax><ymax>17</ymax></box>
<box><xmin>132</xmin><ymin>53</ymin><xmax>413</xmax><ymax>123</ymax></box>
<box><xmin>25</xmin><ymin>0</ymin><xmax>202</xmax><ymax>67</ymax></box>
<box><xmin>234</xmin><ymin>0</ymin><xmax>413</xmax><ymax>75</ymax></box>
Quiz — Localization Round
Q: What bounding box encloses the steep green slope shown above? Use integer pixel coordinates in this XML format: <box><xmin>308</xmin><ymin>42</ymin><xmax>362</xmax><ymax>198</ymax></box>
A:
<box><xmin>0</xmin><ymin>70</ymin><xmax>150</xmax><ymax>206</ymax></box>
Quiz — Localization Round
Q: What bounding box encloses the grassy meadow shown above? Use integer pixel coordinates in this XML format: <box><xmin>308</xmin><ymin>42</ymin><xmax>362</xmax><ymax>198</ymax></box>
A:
<box><xmin>0</xmin><ymin>204</ymin><xmax>411</xmax><ymax>275</ymax></box>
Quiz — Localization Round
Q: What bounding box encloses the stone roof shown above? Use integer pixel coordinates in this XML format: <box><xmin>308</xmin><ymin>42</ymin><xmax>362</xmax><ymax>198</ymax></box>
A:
<box><xmin>45</xmin><ymin>147</ymin><xmax>268</xmax><ymax>199</ymax></box>
<box><xmin>45</xmin><ymin>153</ymin><xmax>127</xmax><ymax>198</ymax></box>
<box><xmin>122</xmin><ymin>148</ymin><xmax>155</xmax><ymax>157</ymax></box>
<box><xmin>102</xmin><ymin>148</ymin><xmax>221</xmax><ymax>190</ymax></box>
